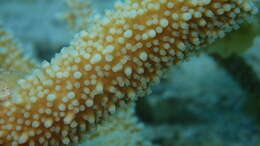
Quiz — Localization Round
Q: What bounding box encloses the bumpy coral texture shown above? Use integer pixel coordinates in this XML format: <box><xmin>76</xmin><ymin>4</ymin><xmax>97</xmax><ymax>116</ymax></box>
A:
<box><xmin>0</xmin><ymin>0</ymin><xmax>257</xmax><ymax>145</ymax></box>
<box><xmin>63</xmin><ymin>2</ymin><xmax>151</xmax><ymax>145</ymax></box>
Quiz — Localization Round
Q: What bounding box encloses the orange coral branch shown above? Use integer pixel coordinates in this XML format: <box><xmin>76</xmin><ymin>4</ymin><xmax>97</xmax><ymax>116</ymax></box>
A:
<box><xmin>0</xmin><ymin>0</ymin><xmax>257</xmax><ymax>145</ymax></box>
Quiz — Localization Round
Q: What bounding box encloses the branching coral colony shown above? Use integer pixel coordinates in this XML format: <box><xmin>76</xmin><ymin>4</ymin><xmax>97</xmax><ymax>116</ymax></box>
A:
<box><xmin>0</xmin><ymin>0</ymin><xmax>258</xmax><ymax>145</ymax></box>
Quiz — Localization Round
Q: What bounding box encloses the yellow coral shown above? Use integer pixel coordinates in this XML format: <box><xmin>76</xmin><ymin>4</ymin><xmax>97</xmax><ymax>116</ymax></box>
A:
<box><xmin>0</xmin><ymin>0</ymin><xmax>257</xmax><ymax>145</ymax></box>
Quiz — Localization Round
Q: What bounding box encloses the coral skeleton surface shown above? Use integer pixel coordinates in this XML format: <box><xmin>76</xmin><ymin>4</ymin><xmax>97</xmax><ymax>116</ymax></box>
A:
<box><xmin>0</xmin><ymin>0</ymin><xmax>257</xmax><ymax>145</ymax></box>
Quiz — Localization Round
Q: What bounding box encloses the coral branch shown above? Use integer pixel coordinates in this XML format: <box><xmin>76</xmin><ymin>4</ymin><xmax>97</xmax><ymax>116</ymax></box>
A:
<box><xmin>0</xmin><ymin>0</ymin><xmax>257</xmax><ymax>145</ymax></box>
<box><xmin>62</xmin><ymin>2</ymin><xmax>152</xmax><ymax>145</ymax></box>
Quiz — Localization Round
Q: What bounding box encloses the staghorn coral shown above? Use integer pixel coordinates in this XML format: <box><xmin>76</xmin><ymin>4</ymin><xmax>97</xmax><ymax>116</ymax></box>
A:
<box><xmin>0</xmin><ymin>0</ymin><xmax>257</xmax><ymax>146</ymax></box>
<box><xmin>1</xmin><ymin>4</ymin><xmax>151</xmax><ymax>145</ymax></box>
